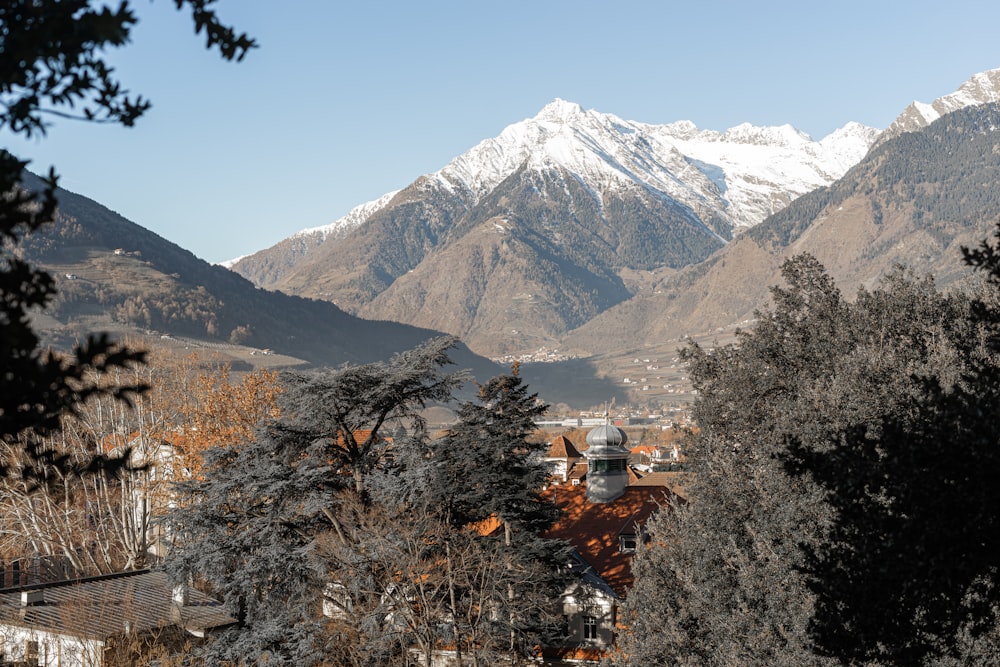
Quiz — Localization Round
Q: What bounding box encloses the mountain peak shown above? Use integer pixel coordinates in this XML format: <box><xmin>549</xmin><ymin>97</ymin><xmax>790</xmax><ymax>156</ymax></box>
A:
<box><xmin>536</xmin><ymin>98</ymin><xmax>586</xmax><ymax>122</ymax></box>
<box><xmin>882</xmin><ymin>67</ymin><xmax>1000</xmax><ymax>139</ymax></box>
<box><xmin>721</xmin><ymin>122</ymin><xmax>812</xmax><ymax>146</ymax></box>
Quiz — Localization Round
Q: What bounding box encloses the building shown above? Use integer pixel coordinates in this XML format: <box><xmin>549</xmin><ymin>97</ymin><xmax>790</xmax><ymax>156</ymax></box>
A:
<box><xmin>0</xmin><ymin>570</ymin><xmax>235</xmax><ymax>666</ymax></box>
<box><xmin>541</xmin><ymin>422</ymin><xmax>677</xmax><ymax>664</ymax></box>
<box><xmin>544</xmin><ymin>435</ymin><xmax>586</xmax><ymax>484</ymax></box>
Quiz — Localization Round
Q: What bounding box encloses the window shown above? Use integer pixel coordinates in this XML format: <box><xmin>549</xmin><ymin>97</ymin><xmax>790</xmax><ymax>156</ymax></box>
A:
<box><xmin>25</xmin><ymin>640</ymin><xmax>38</xmax><ymax>667</ymax></box>
<box><xmin>589</xmin><ymin>458</ymin><xmax>627</xmax><ymax>473</ymax></box>
<box><xmin>583</xmin><ymin>615</ymin><xmax>598</xmax><ymax>641</ymax></box>
<box><xmin>619</xmin><ymin>533</ymin><xmax>638</xmax><ymax>552</ymax></box>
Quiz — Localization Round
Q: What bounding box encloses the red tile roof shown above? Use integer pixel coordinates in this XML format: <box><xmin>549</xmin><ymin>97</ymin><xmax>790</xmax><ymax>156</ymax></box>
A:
<box><xmin>547</xmin><ymin>435</ymin><xmax>583</xmax><ymax>459</ymax></box>
<box><xmin>543</xmin><ymin>484</ymin><xmax>672</xmax><ymax>596</ymax></box>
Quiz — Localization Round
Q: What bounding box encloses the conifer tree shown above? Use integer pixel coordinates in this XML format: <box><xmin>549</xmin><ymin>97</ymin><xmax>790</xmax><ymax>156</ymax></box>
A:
<box><xmin>167</xmin><ymin>337</ymin><xmax>466</xmax><ymax>664</ymax></box>
<box><xmin>412</xmin><ymin>365</ymin><xmax>570</xmax><ymax>665</ymax></box>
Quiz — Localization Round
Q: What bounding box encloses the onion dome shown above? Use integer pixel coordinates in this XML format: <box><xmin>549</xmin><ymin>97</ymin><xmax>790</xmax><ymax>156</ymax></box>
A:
<box><xmin>585</xmin><ymin>424</ymin><xmax>629</xmax><ymax>452</ymax></box>
<box><xmin>584</xmin><ymin>421</ymin><xmax>630</xmax><ymax>503</ymax></box>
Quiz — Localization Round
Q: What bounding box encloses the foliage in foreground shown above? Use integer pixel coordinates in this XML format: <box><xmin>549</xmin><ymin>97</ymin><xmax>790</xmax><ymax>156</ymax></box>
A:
<box><xmin>0</xmin><ymin>0</ymin><xmax>252</xmax><ymax>480</ymax></box>
<box><xmin>168</xmin><ymin>340</ymin><xmax>571</xmax><ymax>666</ymax></box>
<box><xmin>619</xmin><ymin>230</ymin><xmax>1000</xmax><ymax>666</ymax></box>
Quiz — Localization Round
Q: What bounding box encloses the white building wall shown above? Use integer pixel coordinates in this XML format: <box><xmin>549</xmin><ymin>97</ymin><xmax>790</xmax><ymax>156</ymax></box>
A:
<box><xmin>0</xmin><ymin>625</ymin><xmax>103</xmax><ymax>666</ymax></box>
<box><xmin>561</xmin><ymin>588</ymin><xmax>616</xmax><ymax>648</ymax></box>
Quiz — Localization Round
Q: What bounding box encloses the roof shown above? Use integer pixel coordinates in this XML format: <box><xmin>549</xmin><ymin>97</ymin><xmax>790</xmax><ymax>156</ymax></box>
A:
<box><xmin>542</xmin><ymin>644</ymin><xmax>608</xmax><ymax>664</ymax></box>
<box><xmin>584</xmin><ymin>424</ymin><xmax>629</xmax><ymax>455</ymax></box>
<box><xmin>470</xmin><ymin>515</ymin><xmax>503</xmax><ymax>538</ymax></box>
<box><xmin>567</xmin><ymin>461</ymin><xmax>588</xmax><ymax>481</ymax></box>
<box><xmin>547</xmin><ymin>434</ymin><xmax>583</xmax><ymax>459</ymax></box>
<box><xmin>631</xmin><ymin>471</ymin><xmax>694</xmax><ymax>498</ymax></box>
<box><xmin>629</xmin><ymin>444</ymin><xmax>658</xmax><ymax>457</ymax></box>
<box><xmin>626</xmin><ymin>466</ymin><xmax>644</xmax><ymax>485</ymax></box>
<box><xmin>0</xmin><ymin>570</ymin><xmax>235</xmax><ymax>641</ymax></box>
<box><xmin>543</xmin><ymin>484</ymin><xmax>672</xmax><ymax>596</ymax></box>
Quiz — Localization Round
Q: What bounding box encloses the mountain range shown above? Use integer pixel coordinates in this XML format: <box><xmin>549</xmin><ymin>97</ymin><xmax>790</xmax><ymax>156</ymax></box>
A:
<box><xmin>230</xmin><ymin>69</ymin><xmax>1000</xmax><ymax>364</ymax></box>
<box><xmin>20</xmin><ymin>67</ymin><xmax>1000</xmax><ymax>408</ymax></box>
<box><xmin>230</xmin><ymin>99</ymin><xmax>882</xmax><ymax>357</ymax></box>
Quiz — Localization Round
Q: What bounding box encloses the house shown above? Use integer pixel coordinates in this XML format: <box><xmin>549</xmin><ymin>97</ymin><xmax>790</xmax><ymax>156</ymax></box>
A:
<box><xmin>545</xmin><ymin>435</ymin><xmax>586</xmax><ymax>483</ymax></box>
<box><xmin>0</xmin><ymin>570</ymin><xmax>235</xmax><ymax>666</ymax></box>
<box><xmin>541</xmin><ymin>422</ymin><xmax>677</xmax><ymax>664</ymax></box>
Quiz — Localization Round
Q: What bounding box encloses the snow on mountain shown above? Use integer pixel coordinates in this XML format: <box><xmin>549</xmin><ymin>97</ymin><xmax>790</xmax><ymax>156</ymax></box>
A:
<box><xmin>222</xmin><ymin>190</ymin><xmax>401</xmax><ymax>266</ymax></box>
<box><xmin>298</xmin><ymin>189</ymin><xmax>401</xmax><ymax>241</ymax></box>
<box><xmin>252</xmin><ymin>99</ymin><xmax>878</xmax><ymax>266</ymax></box>
<box><xmin>240</xmin><ymin>67</ymin><xmax>1000</xmax><ymax>269</ymax></box>
<box><xmin>652</xmin><ymin>119</ymin><xmax>879</xmax><ymax>228</ymax></box>
<box><xmin>416</xmin><ymin>98</ymin><xmax>876</xmax><ymax>234</ymax></box>
<box><xmin>883</xmin><ymin>67</ymin><xmax>1000</xmax><ymax>139</ymax></box>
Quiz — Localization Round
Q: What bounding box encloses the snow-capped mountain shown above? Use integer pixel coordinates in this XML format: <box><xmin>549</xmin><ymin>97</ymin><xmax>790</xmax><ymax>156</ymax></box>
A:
<box><xmin>293</xmin><ymin>189</ymin><xmax>401</xmax><ymax>243</ymax></box>
<box><xmin>881</xmin><ymin>67</ymin><xmax>1000</xmax><ymax>139</ymax></box>
<box><xmin>238</xmin><ymin>100</ymin><xmax>877</xmax><ymax>264</ymax></box>
<box><xmin>230</xmin><ymin>65</ymin><xmax>1000</xmax><ymax>359</ymax></box>
<box><xmin>229</xmin><ymin>100</ymin><xmax>879</xmax><ymax>356</ymax></box>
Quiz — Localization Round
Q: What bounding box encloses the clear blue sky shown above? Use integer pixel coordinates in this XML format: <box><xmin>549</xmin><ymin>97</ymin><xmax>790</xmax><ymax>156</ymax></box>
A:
<box><xmin>6</xmin><ymin>0</ymin><xmax>1000</xmax><ymax>263</ymax></box>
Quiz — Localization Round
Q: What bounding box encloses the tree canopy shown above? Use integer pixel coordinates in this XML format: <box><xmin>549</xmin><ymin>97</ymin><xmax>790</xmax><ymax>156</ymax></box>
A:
<box><xmin>168</xmin><ymin>349</ymin><xmax>577</xmax><ymax>666</ymax></box>
<box><xmin>0</xmin><ymin>1</ymin><xmax>252</xmax><ymax>481</ymax></box>
<box><xmin>619</xmin><ymin>237</ymin><xmax>1000</xmax><ymax>666</ymax></box>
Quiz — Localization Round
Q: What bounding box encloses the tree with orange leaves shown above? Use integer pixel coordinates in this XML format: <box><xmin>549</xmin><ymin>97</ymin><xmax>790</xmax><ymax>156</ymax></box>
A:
<box><xmin>163</xmin><ymin>356</ymin><xmax>282</xmax><ymax>478</ymax></box>
<box><xmin>0</xmin><ymin>347</ymin><xmax>281</xmax><ymax>578</ymax></box>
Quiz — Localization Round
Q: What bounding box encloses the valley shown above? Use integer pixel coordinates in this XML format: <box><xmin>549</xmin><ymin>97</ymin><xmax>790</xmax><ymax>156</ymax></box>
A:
<box><xmin>19</xmin><ymin>68</ymin><xmax>1000</xmax><ymax>412</ymax></box>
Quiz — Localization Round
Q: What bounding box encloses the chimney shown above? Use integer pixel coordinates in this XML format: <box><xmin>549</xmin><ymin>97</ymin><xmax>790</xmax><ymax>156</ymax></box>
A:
<box><xmin>172</xmin><ymin>583</ymin><xmax>189</xmax><ymax>606</ymax></box>
<box><xmin>21</xmin><ymin>590</ymin><xmax>44</xmax><ymax>607</ymax></box>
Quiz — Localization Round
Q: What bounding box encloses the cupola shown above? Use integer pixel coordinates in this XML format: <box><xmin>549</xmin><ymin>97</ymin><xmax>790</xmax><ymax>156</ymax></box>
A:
<box><xmin>584</xmin><ymin>420</ymin><xmax>629</xmax><ymax>503</ymax></box>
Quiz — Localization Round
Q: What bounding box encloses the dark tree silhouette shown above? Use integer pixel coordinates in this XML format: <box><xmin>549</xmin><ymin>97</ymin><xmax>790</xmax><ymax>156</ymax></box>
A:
<box><xmin>0</xmin><ymin>1</ymin><xmax>253</xmax><ymax>479</ymax></box>
<box><xmin>619</xmin><ymin>253</ymin><xmax>999</xmax><ymax>666</ymax></box>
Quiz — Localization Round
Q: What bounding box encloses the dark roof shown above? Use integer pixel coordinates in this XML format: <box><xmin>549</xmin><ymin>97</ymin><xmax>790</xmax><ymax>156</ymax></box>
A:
<box><xmin>567</xmin><ymin>461</ymin><xmax>588</xmax><ymax>481</ymax></box>
<box><xmin>543</xmin><ymin>484</ymin><xmax>672</xmax><ymax>596</ymax></box>
<box><xmin>0</xmin><ymin>570</ymin><xmax>235</xmax><ymax>640</ymax></box>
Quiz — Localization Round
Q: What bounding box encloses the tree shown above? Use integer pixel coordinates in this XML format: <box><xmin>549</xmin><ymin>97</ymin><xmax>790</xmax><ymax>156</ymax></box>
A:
<box><xmin>0</xmin><ymin>1</ymin><xmax>253</xmax><ymax>481</ymax></box>
<box><xmin>617</xmin><ymin>255</ymin><xmax>992</xmax><ymax>666</ymax></box>
<box><xmin>0</xmin><ymin>348</ymin><xmax>283</xmax><ymax>579</ymax></box>
<box><xmin>399</xmin><ymin>364</ymin><xmax>570</xmax><ymax>666</ymax></box>
<box><xmin>785</xmin><ymin>228</ymin><xmax>1000</xmax><ymax>664</ymax></box>
<box><xmin>278</xmin><ymin>336</ymin><xmax>466</xmax><ymax>496</ymax></box>
<box><xmin>166</xmin><ymin>337</ymin><xmax>467</xmax><ymax>664</ymax></box>
<box><xmin>166</xmin><ymin>356</ymin><xmax>282</xmax><ymax>478</ymax></box>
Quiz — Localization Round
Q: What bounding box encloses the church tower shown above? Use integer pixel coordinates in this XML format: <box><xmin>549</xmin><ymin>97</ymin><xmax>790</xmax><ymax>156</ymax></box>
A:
<box><xmin>584</xmin><ymin>419</ymin><xmax>629</xmax><ymax>503</ymax></box>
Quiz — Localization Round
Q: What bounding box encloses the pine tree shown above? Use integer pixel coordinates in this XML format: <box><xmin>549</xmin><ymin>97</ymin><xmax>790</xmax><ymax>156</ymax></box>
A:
<box><xmin>412</xmin><ymin>365</ymin><xmax>570</xmax><ymax>665</ymax></box>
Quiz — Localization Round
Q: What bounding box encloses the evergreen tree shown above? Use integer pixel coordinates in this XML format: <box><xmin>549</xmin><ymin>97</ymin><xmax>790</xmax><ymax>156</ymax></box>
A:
<box><xmin>167</xmin><ymin>337</ymin><xmax>466</xmax><ymax>664</ymax></box>
<box><xmin>167</xmin><ymin>425</ymin><xmax>331</xmax><ymax>665</ymax></box>
<box><xmin>417</xmin><ymin>365</ymin><xmax>570</xmax><ymax>665</ymax></box>
<box><xmin>618</xmin><ymin>255</ymin><xmax>993</xmax><ymax>666</ymax></box>
<box><xmin>278</xmin><ymin>336</ymin><xmax>465</xmax><ymax>495</ymax></box>
<box><xmin>787</xmin><ymin>226</ymin><xmax>1000</xmax><ymax>664</ymax></box>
